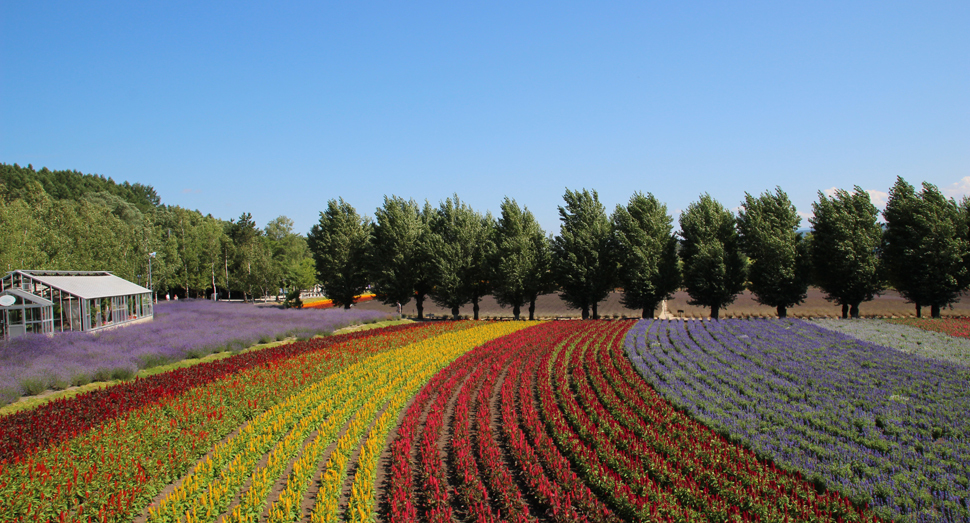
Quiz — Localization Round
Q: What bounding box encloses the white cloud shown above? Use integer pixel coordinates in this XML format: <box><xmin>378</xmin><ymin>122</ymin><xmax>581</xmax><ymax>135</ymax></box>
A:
<box><xmin>944</xmin><ymin>176</ymin><xmax>970</xmax><ymax>199</ymax></box>
<box><xmin>823</xmin><ymin>187</ymin><xmax>838</xmax><ymax>198</ymax></box>
<box><xmin>866</xmin><ymin>189</ymin><xmax>888</xmax><ymax>208</ymax></box>
<box><xmin>796</xmin><ymin>210</ymin><xmax>814</xmax><ymax>229</ymax></box>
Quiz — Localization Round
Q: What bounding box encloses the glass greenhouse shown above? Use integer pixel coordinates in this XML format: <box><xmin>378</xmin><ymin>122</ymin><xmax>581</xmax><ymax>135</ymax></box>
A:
<box><xmin>0</xmin><ymin>270</ymin><xmax>153</xmax><ymax>341</ymax></box>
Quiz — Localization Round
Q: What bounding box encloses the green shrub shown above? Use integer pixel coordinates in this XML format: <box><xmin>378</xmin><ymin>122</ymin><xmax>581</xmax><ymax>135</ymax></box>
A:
<box><xmin>92</xmin><ymin>367</ymin><xmax>113</xmax><ymax>382</ymax></box>
<box><xmin>110</xmin><ymin>367</ymin><xmax>136</xmax><ymax>381</ymax></box>
<box><xmin>70</xmin><ymin>372</ymin><xmax>92</xmax><ymax>387</ymax></box>
<box><xmin>19</xmin><ymin>376</ymin><xmax>47</xmax><ymax>396</ymax></box>
<box><xmin>48</xmin><ymin>374</ymin><xmax>69</xmax><ymax>391</ymax></box>
<box><xmin>282</xmin><ymin>289</ymin><xmax>303</xmax><ymax>309</ymax></box>
<box><xmin>139</xmin><ymin>353</ymin><xmax>171</xmax><ymax>369</ymax></box>
<box><xmin>0</xmin><ymin>387</ymin><xmax>18</xmax><ymax>407</ymax></box>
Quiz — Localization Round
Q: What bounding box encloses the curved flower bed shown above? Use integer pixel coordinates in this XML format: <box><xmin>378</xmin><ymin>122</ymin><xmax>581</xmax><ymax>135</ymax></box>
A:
<box><xmin>626</xmin><ymin>319</ymin><xmax>970</xmax><ymax>523</ymax></box>
<box><xmin>0</xmin><ymin>321</ymin><xmax>473</xmax><ymax>523</ymax></box>
<box><xmin>389</xmin><ymin>320</ymin><xmax>880</xmax><ymax>523</ymax></box>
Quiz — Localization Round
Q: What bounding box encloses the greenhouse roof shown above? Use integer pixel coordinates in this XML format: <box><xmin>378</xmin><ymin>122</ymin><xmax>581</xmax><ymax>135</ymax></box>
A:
<box><xmin>12</xmin><ymin>270</ymin><xmax>150</xmax><ymax>300</ymax></box>
<box><xmin>0</xmin><ymin>288</ymin><xmax>54</xmax><ymax>307</ymax></box>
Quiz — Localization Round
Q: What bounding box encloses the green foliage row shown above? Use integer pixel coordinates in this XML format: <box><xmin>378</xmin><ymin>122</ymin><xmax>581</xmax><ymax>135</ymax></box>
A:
<box><xmin>311</xmin><ymin>178</ymin><xmax>970</xmax><ymax>320</ymax></box>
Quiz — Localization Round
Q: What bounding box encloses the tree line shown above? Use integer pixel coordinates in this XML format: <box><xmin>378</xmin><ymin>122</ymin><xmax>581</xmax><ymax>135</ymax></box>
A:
<box><xmin>0</xmin><ymin>163</ymin><xmax>315</xmax><ymax>301</ymax></box>
<box><xmin>311</xmin><ymin>179</ymin><xmax>969</xmax><ymax>320</ymax></box>
<box><xmin>4</xmin><ymin>163</ymin><xmax>967</xmax><ymax>319</ymax></box>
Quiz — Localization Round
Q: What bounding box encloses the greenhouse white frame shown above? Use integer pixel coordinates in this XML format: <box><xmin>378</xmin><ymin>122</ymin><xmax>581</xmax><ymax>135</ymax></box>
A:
<box><xmin>0</xmin><ymin>270</ymin><xmax>153</xmax><ymax>341</ymax></box>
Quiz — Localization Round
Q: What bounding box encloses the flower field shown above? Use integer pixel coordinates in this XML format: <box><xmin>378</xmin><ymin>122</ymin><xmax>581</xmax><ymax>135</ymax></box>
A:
<box><xmin>1</xmin><ymin>317</ymin><xmax>966</xmax><ymax>523</ymax></box>
<box><xmin>627</xmin><ymin>319</ymin><xmax>970</xmax><ymax>522</ymax></box>
<box><xmin>810</xmin><ymin>318</ymin><xmax>970</xmax><ymax>367</ymax></box>
<box><xmin>388</xmin><ymin>320</ymin><xmax>881</xmax><ymax>523</ymax></box>
<box><xmin>889</xmin><ymin>317</ymin><xmax>970</xmax><ymax>340</ymax></box>
<box><xmin>0</xmin><ymin>321</ymin><xmax>480</xmax><ymax>523</ymax></box>
<box><xmin>303</xmin><ymin>294</ymin><xmax>377</xmax><ymax>310</ymax></box>
<box><xmin>0</xmin><ymin>300</ymin><xmax>391</xmax><ymax>406</ymax></box>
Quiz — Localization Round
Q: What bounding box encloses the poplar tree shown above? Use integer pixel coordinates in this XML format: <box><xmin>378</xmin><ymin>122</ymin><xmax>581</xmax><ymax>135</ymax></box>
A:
<box><xmin>679</xmin><ymin>194</ymin><xmax>746</xmax><ymax>319</ymax></box>
<box><xmin>737</xmin><ymin>187</ymin><xmax>808</xmax><ymax>318</ymax></box>
<box><xmin>307</xmin><ymin>199</ymin><xmax>371</xmax><ymax>309</ymax></box>
<box><xmin>492</xmin><ymin>198</ymin><xmax>553</xmax><ymax>320</ymax></box>
<box><xmin>552</xmin><ymin>188</ymin><xmax>615</xmax><ymax>319</ymax></box>
<box><xmin>882</xmin><ymin>178</ymin><xmax>969</xmax><ymax>318</ymax></box>
<box><xmin>809</xmin><ymin>187</ymin><xmax>883</xmax><ymax>318</ymax></box>
<box><xmin>428</xmin><ymin>195</ymin><xmax>492</xmax><ymax>320</ymax></box>
<box><xmin>611</xmin><ymin>192</ymin><xmax>680</xmax><ymax>318</ymax></box>
<box><xmin>370</xmin><ymin>196</ymin><xmax>437</xmax><ymax>319</ymax></box>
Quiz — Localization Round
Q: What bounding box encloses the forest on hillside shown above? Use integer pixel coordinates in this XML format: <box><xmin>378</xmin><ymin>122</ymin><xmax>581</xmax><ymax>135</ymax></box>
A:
<box><xmin>0</xmin><ymin>163</ymin><xmax>315</xmax><ymax>300</ymax></box>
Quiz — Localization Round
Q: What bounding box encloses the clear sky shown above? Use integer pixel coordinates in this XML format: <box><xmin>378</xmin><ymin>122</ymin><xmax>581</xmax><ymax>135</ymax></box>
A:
<box><xmin>2</xmin><ymin>1</ymin><xmax>968</xmax><ymax>235</ymax></box>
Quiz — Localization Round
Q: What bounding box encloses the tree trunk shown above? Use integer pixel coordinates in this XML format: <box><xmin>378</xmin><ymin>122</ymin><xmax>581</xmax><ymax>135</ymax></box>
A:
<box><xmin>776</xmin><ymin>305</ymin><xmax>787</xmax><ymax>318</ymax></box>
<box><xmin>915</xmin><ymin>304</ymin><xmax>922</xmax><ymax>318</ymax></box>
<box><xmin>592</xmin><ymin>302</ymin><xmax>599</xmax><ymax>320</ymax></box>
<box><xmin>581</xmin><ymin>306</ymin><xmax>589</xmax><ymax>320</ymax></box>
<box><xmin>710</xmin><ymin>305</ymin><xmax>720</xmax><ymax>320</ymax></box>
<box><xmin>931</xmin><ymin>304</ymin><xmax>941</xmax><ymax>318</ymax></box>
<box><xmin>842</xmin><ymin>303</ymin><xmax>849</xmax><ymax>319</ymax></box>
<box><xmin>451</xmin><ymin>306</ymin><xmax>460</xmax><ymax>320</ymax></box>
<box><xmin>646</xmin><ymin>301</ymin><xmax>660</xmax><ymax>319</ymax></box>
<box><xmin>472</xmin><ymin>296</ymin><xmax>480</xmax><ymax>320</ymax></box>
<box><xmin>416</xmin><ymin>293</ymin><xmax>425</xmax><ymax>320</ymax></box>
<box><xmin>529</xmin><ymin>299</ymin><xmax>536</xmax><ymax>321</ymax></box>
<box><xmin>850</xmin><ymin>303</ymin><xmax>860</xmax><ymax>318</ymax></box>
<box><xmin>344</xmin><ymin>303</ymin><xmax>351</xmax><ymax>310</ymax></box>
<box><xmin>512</xmin><ymin>304</ymin><xmax>521</xmax><ymax>321</ymax></box>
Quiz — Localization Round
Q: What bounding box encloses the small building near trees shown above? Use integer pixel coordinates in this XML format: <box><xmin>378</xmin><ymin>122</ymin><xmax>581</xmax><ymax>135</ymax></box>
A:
<box><xmin>0</xmin><ymin>270</ymin><xmax>153</xmax><ymax>341</ymax></box>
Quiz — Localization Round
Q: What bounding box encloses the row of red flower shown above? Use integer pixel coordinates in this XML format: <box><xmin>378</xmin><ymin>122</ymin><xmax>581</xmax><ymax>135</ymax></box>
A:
<box><xmin>0</xmin><ymin>323</ymin><xmax>424</xmax><ymax>465</ymax></box>
<box><xmin>890</xmin><ymin>316</ymin><xmax>970</xmax><ymax>338</ymax></box>
<box><xmin>386</xmin><ymin>320</ymin><xmax>887</xmax><ymax>523</ymax></box>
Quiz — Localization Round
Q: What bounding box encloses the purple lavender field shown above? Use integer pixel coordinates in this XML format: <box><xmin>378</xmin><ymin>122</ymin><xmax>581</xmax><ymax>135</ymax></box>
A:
<box><xmin>0</xmin><ymin>299</ymin><xmax>391</xmax><ymax>406</ymax></box>
<box><xmin>625</xmin><ymin>319</ymin><xmax>970</xmax><ymax>523</ymax></box>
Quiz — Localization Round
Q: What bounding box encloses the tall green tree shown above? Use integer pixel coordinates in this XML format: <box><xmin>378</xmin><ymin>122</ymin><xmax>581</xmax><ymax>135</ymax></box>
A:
<box><xmin>492</xmin><ymin>198</ymin><xmax>553</xmax><ymax>320</ymax></box>
<box><xmin>882</xmin><ymin>177</ymin><xmax>969</xmax><ymax>318</ymax></box>
<box><xmin>809</xmin><ymin>187</ymin><xmax>884</xmax><ymax>318</ymax></box>
<box><xmin>428</xmin><ymin>195</ymin><xmax>493</xmax><ymax>320</ymax></box>
<box><xmin>265</xmin><ymin>215</ymin><xmax>313</xmax><ymax>296</ymax></box>
<box><xmin>679</xmin><ymin>194</ymin><xmax>747</xmax><ymax>319</ymax></box>
<box><xmin>611</xmin><ymin>192</ymin><xmax>681</xmax><ymax>319</ymax></box>
<box><xmin>225</xmin><ymin>212</ymin><xmax>268</xmax><ymax>301</ymax></box>
<box><xmin>370</xmin><ymin>196</ymin><xmax>438</xmax><ymax>319</ymax></box>
<box><xmin>552</xmin><ymin>188</ymin><xmax>615</xmax><ymax>319</ymax></box>
<box><xmin>737</xmin><ymin>187</ymin><xmax>809</xmax><ymax>318</ymax></box>
<box><xmin>307</xmin><ymin>199</ymin><xmax>371</xmax><ymax>309</ymax></box>
<box><xmin>467</xmin><ymin>211</ymin><xmax>496</xmax><ymax>320</ymax></box>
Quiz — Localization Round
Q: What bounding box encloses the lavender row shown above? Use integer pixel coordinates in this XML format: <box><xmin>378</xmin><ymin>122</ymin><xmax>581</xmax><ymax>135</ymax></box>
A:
<box><xmin>0</xmin><ymin>299</ymin><xmax>391</xmax><ymax>406</ymax></box>
<box><xmin>625</xmin><ymin>318</ymin><xmax>970</xmax><ymax>523</ymax></box>
<box><xmin>809</xmin><ymin>318</ymin><xmax>970</xmax><ymax>368</ymax></box>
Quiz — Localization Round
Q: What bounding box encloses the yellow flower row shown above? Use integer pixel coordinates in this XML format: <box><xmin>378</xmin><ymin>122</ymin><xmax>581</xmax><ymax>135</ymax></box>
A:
<box><xmin>324</xmin><ymin>321</ymin><xmax>539</xmax><ymax>523</ymax></box>
<box><xmin>150</xmin><ymin>342</ymin><xmax>408</xmax><ymax>522</ymax></box>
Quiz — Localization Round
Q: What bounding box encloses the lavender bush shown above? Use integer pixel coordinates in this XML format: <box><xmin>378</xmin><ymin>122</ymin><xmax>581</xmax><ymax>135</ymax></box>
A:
<box><xmin>0</xmin><ymin>300</ymin><xmax>391</xmax><ymax>406</ymax></box>
<box><xmin>810</xmin><ymin>318</ymin><xmax>970</xmax><ymax>367</ymax></box>
<box><xmin>626</xmin><ymin>319</ymin><xmax>970</xmax><ymax>523</ymax></box>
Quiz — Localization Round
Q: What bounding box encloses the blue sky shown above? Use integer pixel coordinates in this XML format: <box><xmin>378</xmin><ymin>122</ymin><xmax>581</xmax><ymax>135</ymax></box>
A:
<box><xmin>2</xmin><ymin>1</ymin><xmax>968</xmax><ymax>234</ymax></box>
